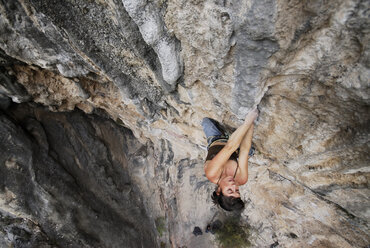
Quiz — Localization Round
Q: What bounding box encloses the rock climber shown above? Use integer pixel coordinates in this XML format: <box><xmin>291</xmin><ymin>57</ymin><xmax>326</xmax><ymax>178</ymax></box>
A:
<box><xmin>202</xmin><ymin>108</ymin><xmax>258</xmax><ymax>211</ymax></box>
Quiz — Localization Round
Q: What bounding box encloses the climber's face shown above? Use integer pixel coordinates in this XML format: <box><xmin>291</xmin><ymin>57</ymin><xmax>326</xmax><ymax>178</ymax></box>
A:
<box><xmin>219</xmin><ymin>176</ymin><xmax>240</xmax><ymax>197</ymax></box>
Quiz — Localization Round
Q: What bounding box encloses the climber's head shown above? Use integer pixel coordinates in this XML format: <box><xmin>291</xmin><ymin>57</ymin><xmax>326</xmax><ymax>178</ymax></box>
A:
<box><xmin>211</xmin><ymin>176</ymin><xmax>245</xmax><ymax>211</ymax></box>
<box><xmin>218</xmin><ymin>176</ymin><xmax>240</xmax><ymax>197</ymax></box>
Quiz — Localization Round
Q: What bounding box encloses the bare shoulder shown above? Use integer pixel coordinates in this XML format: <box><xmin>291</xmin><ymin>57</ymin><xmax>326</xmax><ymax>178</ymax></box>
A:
<box><xmin>235</xmin><ymin>171</ymin><xmax>248</xmax><ymax>185</ymax></box>
<box><xmin>204</xmin><ymin>161</ymin><xmax>219</xmax><ymax>184</ymax></box>
<box><xmin>236</xmin><ymin>177</ymin><xmax>248</xmax><ymax>186</ymax></box>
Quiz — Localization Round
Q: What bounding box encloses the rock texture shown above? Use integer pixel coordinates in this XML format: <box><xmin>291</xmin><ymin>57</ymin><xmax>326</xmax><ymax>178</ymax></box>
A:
<box><xmin>0</xmin><ymin>103</ymin><xmax>158</xmax><ymax>247</ymax></box>
<box><xmin>0</xmin><ymin>0</ymin><xmax>369</xmax><ymax>247</ymax></box>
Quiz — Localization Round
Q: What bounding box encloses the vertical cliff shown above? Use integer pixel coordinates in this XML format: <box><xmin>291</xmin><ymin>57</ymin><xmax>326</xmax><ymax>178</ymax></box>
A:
<box><xmin>0</xmin><ymin>0</ymin><xmax>369</xmax><ymax>247</ymax></box>
<box><xmin>0</xmin><ymin>103</ymin><xmax>158</xmax><ymax>247</ymax></box>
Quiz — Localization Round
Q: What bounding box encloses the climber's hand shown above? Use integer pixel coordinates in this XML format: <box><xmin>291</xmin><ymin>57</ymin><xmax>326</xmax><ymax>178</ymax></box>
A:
<box><xmin>244</xmin><ymin>107</ymin><xmax>258</xmax><ymax>124</ymax></box>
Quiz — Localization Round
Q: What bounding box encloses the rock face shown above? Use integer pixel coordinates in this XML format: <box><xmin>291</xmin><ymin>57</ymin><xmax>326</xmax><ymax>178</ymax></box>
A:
<box><xmin>0</xmin><ymin>103</ymin><xmax>158</xmax><ymax>247</ymax></box>
<box><xmin>0</xmin><ymin>0</ymin><xmax>369</xmax><ymax>247</ymax></box>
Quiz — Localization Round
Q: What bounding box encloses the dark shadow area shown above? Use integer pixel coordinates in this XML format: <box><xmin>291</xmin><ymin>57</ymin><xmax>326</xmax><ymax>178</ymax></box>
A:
<box><xmin>0</xmin><ymin>102</ymin><xmax>157</xmax><ymax>248</ymax></box>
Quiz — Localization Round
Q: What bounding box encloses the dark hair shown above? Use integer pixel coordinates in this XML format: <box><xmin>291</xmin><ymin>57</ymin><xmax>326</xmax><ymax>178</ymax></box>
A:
<box><xmin>211</xmin><ymin>190</ymin><xmax>245</xmax><ymax>212</ymax></box>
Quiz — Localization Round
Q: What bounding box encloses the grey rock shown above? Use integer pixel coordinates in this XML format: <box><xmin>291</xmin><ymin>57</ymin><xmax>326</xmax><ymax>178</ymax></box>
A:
<box><xmin>0</xmin><ymin>0</ymin><xmax>369</xmax><ymax>247</ymax></box>
<box><xmin>0</xmin><ymin>50</ymin><xmax>30</xmax><ymax>104</ymax></box>
<box><xmin>0</xmin><ymin>103</ymin><xmax>157</xmax><ymax>248</ymax></box>
<box><xmin>231</xmin><ymin>0</ymin><xmax>279</xmax><ymax>117</ymax></box>
<box><xmin>122</xmin><ymin>0</ymin><xmax>183</xmax><ymax>87</ymax></box>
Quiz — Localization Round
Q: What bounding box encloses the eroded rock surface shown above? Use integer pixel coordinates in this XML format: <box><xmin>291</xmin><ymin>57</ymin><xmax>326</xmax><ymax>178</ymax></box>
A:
<box><xmin>0</xmin><ymin>0</ymin><xmax>369</xmax><ymax>247</ymax></box>
<box><xmin>0</xmin><ymin>103</ymin><xmax>158</xmax><ymax>247</ymax></box>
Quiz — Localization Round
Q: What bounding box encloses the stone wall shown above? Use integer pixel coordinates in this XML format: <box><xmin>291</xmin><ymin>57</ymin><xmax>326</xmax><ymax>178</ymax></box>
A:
<box><xmin>0</xmin><ymin>0</ymin><xmax>369</xmax><ymax>247</ymax></box>
<box><xmin>0</xmin><ymin>103</ymin><xmax>159</xmax><ymax>247</ymax></box>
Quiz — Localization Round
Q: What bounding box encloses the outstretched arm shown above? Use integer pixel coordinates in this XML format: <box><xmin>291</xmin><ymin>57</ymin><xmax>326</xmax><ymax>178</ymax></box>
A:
<box><xmin>205</xmin><ymin>108</ymin><xmax>258</xmax><ymax>183</ymax></box>
<box><xmin>236</xmin><ymin>123</ymin><xmax>254</xmax><ymax>185</ymax></box>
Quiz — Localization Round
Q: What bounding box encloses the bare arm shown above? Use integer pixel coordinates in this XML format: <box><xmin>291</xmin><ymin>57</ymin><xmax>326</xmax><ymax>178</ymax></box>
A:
<box><xmin>205</xmin><ymin>109</ymin><xmax>258</xmax><ymax>183</ymax></box>
<box><xmin>236</xmin><ymin>124</ymin><xmax>254</xmax><ymax>185</ymax></box>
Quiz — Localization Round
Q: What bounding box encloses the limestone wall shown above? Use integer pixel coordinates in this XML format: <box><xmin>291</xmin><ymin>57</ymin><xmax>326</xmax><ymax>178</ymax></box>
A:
<box><xmin>0</xmin><ymin>0</ymin><xmax>369</xmax><ymax>247</ymax></box>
